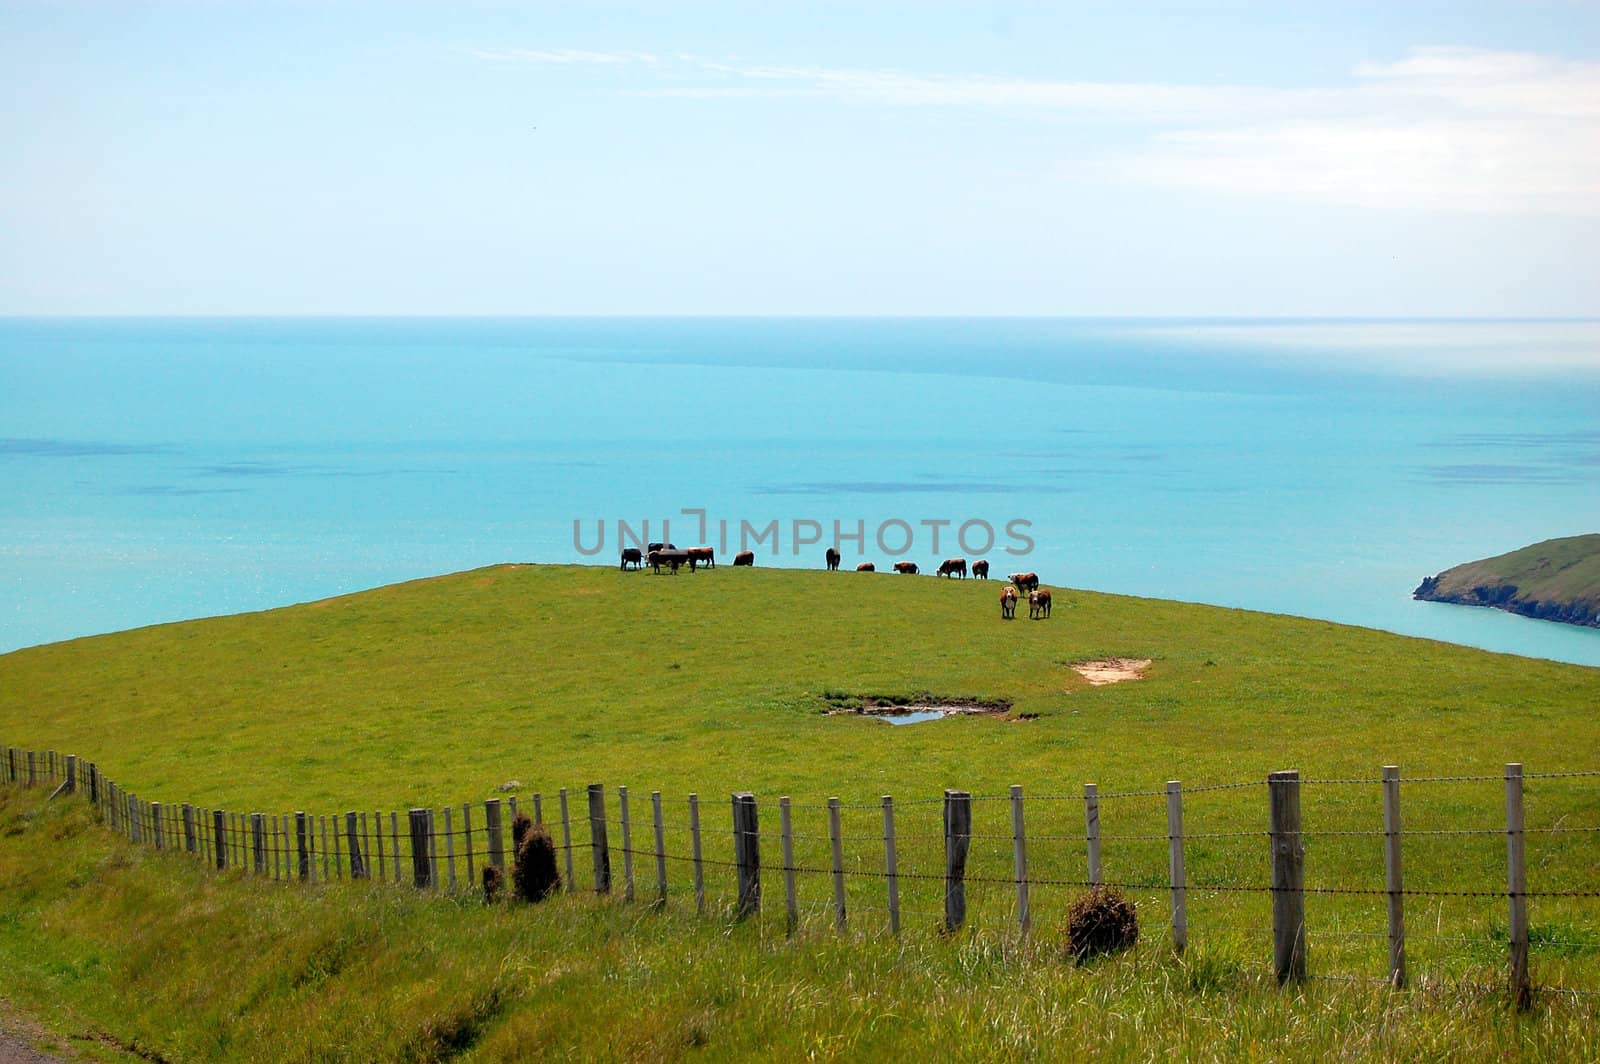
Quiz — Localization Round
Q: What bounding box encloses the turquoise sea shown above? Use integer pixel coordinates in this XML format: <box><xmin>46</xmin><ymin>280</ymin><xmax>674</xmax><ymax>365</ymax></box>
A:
<box><xmin>3</xmin><ymin>317</ymin><xmax>1599</xmax><ymax>665</ymax></box>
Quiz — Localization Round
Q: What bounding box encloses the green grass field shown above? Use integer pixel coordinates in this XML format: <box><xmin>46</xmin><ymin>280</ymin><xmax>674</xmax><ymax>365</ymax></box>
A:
<box><xmin>2</xmin><ymin>564</ymin><xmax>1598</xmax><ymax>1060</ymax></box>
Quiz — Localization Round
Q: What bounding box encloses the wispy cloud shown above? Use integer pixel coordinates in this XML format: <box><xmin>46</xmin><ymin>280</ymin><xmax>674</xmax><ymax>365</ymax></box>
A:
<box><xmin>476</xmin><ymin>45</ymin><xmax>1600</xmax><ymax>216</ymax></box>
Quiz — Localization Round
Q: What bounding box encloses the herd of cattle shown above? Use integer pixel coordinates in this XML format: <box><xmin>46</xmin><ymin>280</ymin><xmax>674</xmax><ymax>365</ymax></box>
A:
<box><xmin>621</xmin><ymin>544</ymin><xmax>1054</xmax><ymax>619</ymax></box>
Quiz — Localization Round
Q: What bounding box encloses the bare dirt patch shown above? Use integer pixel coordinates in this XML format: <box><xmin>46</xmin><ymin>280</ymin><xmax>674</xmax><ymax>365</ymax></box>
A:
<box><xmin>1069</xmin><ymin>658</ymin><xmax>1152</xmax><ymax>686</ymax></box>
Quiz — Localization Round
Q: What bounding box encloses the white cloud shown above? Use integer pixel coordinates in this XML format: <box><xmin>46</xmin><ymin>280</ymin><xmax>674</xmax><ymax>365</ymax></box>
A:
<box><xmin>477</xmin><ymin>45</ymin><xmax>1600</xmax><ymax>216</ymax></box>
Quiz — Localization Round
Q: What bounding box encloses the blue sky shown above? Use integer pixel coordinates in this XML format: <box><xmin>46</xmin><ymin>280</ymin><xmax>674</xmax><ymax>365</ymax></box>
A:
<box><xmin>2</xmin><ymin>1</ymin><xmax>1598</xmax><ymax>315</ymax></box>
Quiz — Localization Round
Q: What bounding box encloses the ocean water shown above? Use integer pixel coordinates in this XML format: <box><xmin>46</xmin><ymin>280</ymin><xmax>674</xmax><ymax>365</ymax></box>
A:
<box><xmin>3</xmin><ymin>317</ymin><xmax>1599</xmax><ymax>666</ymax></box>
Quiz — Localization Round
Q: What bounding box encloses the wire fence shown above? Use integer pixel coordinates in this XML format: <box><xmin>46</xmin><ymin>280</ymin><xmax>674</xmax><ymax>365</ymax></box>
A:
<box><xmin>4</xmin><ymin>745</ymin><xmax>1597</xmax><ymax>1006</ymax></box>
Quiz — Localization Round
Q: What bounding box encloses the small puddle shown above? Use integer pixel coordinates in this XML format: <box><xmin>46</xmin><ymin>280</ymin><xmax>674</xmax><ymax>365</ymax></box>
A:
<box><xmin>879</xmin><ymin>710</ymin><xmax>948</xmax><ymax>725</ymax></box>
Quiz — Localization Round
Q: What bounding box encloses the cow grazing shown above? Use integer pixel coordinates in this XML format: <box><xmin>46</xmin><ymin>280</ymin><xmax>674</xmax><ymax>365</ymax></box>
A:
<box><xmin>856</xmin><ymin>562</ymin><xmax>876</xmax><ymax>572</ymax></box>
<box><xmin>1009</xmin><ymin>572</ymin><xmax>1040</xmax><ymax>592</ymax></box>
<box><xmin>648</xmin><ymin>549</ymin><xmax>692</xmax><ymax>575</ymax></box>
<box><xmin>1000</xmin><ymin>585</ymin><xmax>1018</xmax><ymax>620</ymax></box>
<box><xmin>972</xmin><ymin>560</ymin><xmax>990</xmax><ymax>580</ymax></box>
<box><xmin>1028</xmin><ymin>588</ymin><xmax>1053</xmax><ymax>619</ymax></box>
<box><xmin>687</xmin><ymin>546</ymin><xmax>716</xmax><ymax>569</ymax></box>
<box><xmin>620</xmin><ymin>548</ymin><xmax>643</xmax><ymax>570</ymax></box>
<box><xmin>893</xmin><ymin>561</ymin><xmax>919</xmax><ymax>575</ymax></box>
<box><xmin>825</xmin><ymin>547</ymin><xmax>841</xmax><ymax>571</ymax></box>
<box><xmin>936</xmin><ymin>558</ymin><xmax>968</xmax><ymax>579</ymax></box>
<box><xmin>733</xmin><ymin>550</ymin><xmax>756</xmax><ymax>566</ymax></box>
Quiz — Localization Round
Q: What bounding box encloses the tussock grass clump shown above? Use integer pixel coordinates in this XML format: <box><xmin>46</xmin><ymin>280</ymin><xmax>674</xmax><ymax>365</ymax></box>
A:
<box><xmin>512</xmin><ymin>817</ymin><xmax>559</xmax><ymax>903</ymax></box>
<box><xmin>1064</xmin><ymin>887</ymin><xmax>1138</xmax><ymax>964</ymax></box>
<box><xmin>481</xmin><ymin>864</ymin><xmax>502</xmax><ymax>903</ymax></box>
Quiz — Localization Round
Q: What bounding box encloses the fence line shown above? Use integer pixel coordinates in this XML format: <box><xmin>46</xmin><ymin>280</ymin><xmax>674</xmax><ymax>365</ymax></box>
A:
<box><xmin>3</xmin><ymin>744</ymin><xmax>1596</xmax><ymax>1007</ymax></box>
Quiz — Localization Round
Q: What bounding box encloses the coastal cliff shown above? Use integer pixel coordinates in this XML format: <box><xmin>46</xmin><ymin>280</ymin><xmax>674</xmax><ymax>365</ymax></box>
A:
<box><xmin>1414</xmin><ymin>534</ymin><xmax>1600</xmax><ymax>629</ymax></box>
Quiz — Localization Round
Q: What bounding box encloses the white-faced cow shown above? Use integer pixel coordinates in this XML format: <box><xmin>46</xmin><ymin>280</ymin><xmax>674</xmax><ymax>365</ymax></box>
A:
<box><xmin>1028</xmin><ymin>588</ymin><xmax>1053</xmax><ymax>619</ymax></box>
<box><xmin>1000</xmin><ymin>585</ymin><xmax>1018</xmax><ymax>619</ymax></box>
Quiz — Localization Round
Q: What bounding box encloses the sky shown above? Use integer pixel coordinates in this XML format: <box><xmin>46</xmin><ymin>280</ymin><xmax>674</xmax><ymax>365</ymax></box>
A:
<box><xmin>2</xmin><ymin>1</ymin><xmax>1598</xmax><ymax>316</ymax></box>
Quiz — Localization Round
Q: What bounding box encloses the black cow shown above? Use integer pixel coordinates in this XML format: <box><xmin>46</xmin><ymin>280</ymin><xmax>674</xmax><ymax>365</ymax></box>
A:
<box><xmin>825</xmin><ymin>547</ymin><xmax>841</xmax><ymax>571</ymax></box>
<box><xmin>648</xmin><ymin>549</ymin><xmax>692</xmax><ymax>575</ymax></box>
<box><xmin>972</xmin><ymin>560</ymin><xmax>990</xmax><ymax>580</ymax></box>
<box><xmin>620</xmin><ymin>548</ymin><xmax>643</xmax><ymax>570</ymax></box>
<box><xmin>937</xmin><ymin>558</ymin><xmax>968</xmax><ymax>579</ymax></box>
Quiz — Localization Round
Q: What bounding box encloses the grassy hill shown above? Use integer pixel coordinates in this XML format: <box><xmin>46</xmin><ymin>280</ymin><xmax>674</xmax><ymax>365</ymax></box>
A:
<box><xmin>1415</xmin><ymin>534</ymin><xmax>1600</xmax><ymax>628</ymax></box>
<box><xmin>2</xmin><ymin>565</ymin><xmax>1598</xmax><ymax>1060</ymax></box>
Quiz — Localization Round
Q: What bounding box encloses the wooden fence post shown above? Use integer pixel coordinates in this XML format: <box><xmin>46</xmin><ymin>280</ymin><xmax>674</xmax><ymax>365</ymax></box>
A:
<box><xmin>409</xmin><ymin>809</ymin><xmax>431</xmax><ymax>888</ymax></box>
<box><xmin>27</xmin><ymin>751</ymin><xmax>36</xmax><ymax>787</ymax></box>
<box><xmin>1012</xmin><ymin>785</ymin><xmax>1031</xmax><ymax>936</ymax></box>
<box><xmin>828</xmin><ymin>797</ymin><xmax>846</xmax><ymax>932</ymax></box>
<box><xmin>733</xmin><ymin>792</ymin><xmax>761</xmax><ymax>919</ymax></box>
<box><xmin>461</xmin><ymin>803</ymin><xmax>474</xmax><ymax>885</ymax></box>
<box><xmin>559</xmin><ymin>788</ymin><xmax>575</xmax><ymax>893</ymax></box>
<box><xmin>250</xmin><ymin>814</ymin><xmax>265</xmax><ymax>875</ymax></box>
<box><xmin>88</xmin><ymin>762</ymin><xmax>99</xmax><ymax>805</ymax></box>
<box><xmin>1167</xmin><ymin>781</ymin><xmax>1187</xmax><ymax>954</ymax></box>
<box><xmin>883</xmin><ymin>795</ymin><xmax>901</xmax><ymax>936</ymax></box>
<box><xmin>213</xmin><ymin>809</ymin><xmax>227</xmax><ymax>869</ymax></box>
<box><xmin>780</xmin><ymin>796</ymin><xmax>798</xmax><ymax>936</ymax></box>
<box><xmin>533</xmin><ymin>792</ymin><xmax>543</xmax><ymax>825</ymax></box>
<box><xmin>297</xmin><ymin>812</ymin><xmax>311</xmax><ymax>882</ymax></box>
<box><xmin>1506</xmin><ymin>763</ymin><xmax>1530</xmax><ymax>1009</ymax></box>
<box><xmin>428</xmin><ymin>809</ymin><xmax>440</xmax><ymax>889</ymax></box>
<box><xmin>1382</xmin><ymin>765</ymin><xmax>1405</xmax><ymax>988</ymax></box>
<box><xmin>588</xmin><ymin>784</ymin><xmax>611</xmax><ymax>895</ymax></box>
<box><xmin>1269</xmin><ymin>769</ymin><xmax>1306</xmax><ymax>984</ymax></box>
<box><xmin>688</xmin><ymin>793</ymin><xmax>703</xmax><ymax>914</ymax></box>
<box><xmin>444</xmin><ymin>807</ymin><xmax>457</xmax><ymax>891</ymax></box>
<box><xmin>182</xmin><ymin>804</ymin><xmax>197</xmax><ymax>854</ymax></box>
<box><xmin>484</xmin><ymin>798</ymin><xmax>504</xmax><ymax>870</ymax></box>
<box><xmin>390</xmin><ymin>812</ymin><xmax>401</xmax><ymax>883</ymax></box>
<box><xmin>651</xmin><ymin>790</ymin><xmax>667</xmax><ymax>907</ymax></box>
<box><xmin>151</xmin><ymin>802</ymin><xmax>165</xmax><ymax>851</ymax></box>
<box><xmin>65</xmin><ymin>755</ymin><xmax>77</xmax><ymax>794</ymax></box>
<box><xmin>321</xmin><ymin>816</ymin><xmax>331</xmax><ymax>881</ymax></box>
<box><xmin>620</xmin><ymin>787</ymin><xmax>635</xmax><ymax>904</ymax></box>
<box><xmin>1085</xmin><ymin>783</ymin><xmax>1102</xmax><ymax>886</ymax></box>
<box><xmin>944</xmin><ymin>790</ymin><xmax>972</xmax><ymax>933</ymax></box>
<box><xmin>129</xmin><ymin>795</ymin><xmax>141</xmax><ymax>844</ymax></box>
<box><xmin>346</xmin><ymin>812</ymin><xmax>366</xmax><ymax>879</ymax></box>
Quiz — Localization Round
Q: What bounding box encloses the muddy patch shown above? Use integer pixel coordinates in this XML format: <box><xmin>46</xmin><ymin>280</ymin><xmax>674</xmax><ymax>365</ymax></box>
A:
<box><xmin>1069</xmin><ymin>658</ymin><xmax>1152</xmax><ymax>685</ymax></box>
<box><xmin>822</xmin><ymin>691</ymin><xmax>1013</xmax><ymax>724</ymax></box>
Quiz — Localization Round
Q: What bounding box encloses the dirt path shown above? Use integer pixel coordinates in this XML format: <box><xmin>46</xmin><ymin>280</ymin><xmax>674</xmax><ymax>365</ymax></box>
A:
<box><xmin>0</xmin><ymin>1007</ymin><xmax>65</xmax><ymax>1064</ymax></box>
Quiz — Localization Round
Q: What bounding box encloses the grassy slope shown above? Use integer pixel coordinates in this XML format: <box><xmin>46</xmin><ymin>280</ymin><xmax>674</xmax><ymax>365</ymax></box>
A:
<box><xmin>2</xmin><ymin>790</ymin><xmax>1597</xmax><ymax>1064</ymax></box>
<box><xmin>1422</xmin><ymin>535</ymin><xmax>1600</xmax><ymax>616</ymax></box>
<box><xmin>3</xmin><ymin>566</ymin><xmax>1600</xmax><ymax>1060</ymax></box>
<box><xmin>1</xmin><ymin>563</ymin><xmax>1595</xmax><ymax>811</ymax></box>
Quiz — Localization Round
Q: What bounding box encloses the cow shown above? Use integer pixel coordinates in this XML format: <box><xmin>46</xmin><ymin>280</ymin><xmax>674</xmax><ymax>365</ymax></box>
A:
<box><xmin>648</xmin><ymin>548</ymin><xmax>692</xmax><ymax>575</ymax></box>
<box><xmin>936</xmin><ymin>558</ymin><xmax>967</xmax><ymax>579</ymax></box>
<box><xmin>972</xmin><ymin>560</ymin><xmax>990</xmax><ymax>580</ymax></box>
<box><xmin>856</xmin><ymin>562</ymin><xmax>875</xmax><ymax>572</ymax></box>
<box><xmin>1009</xmin><ymin>572</ymin><xmax>1040</xmax><ymax>593</ymax></box>
<box><xmin>1000</xmin><ymin>585</ymin><xmax>1018</xmax><ymax>619</ymax></box>
<box><xmin>825</xmin><ymin>547</ymin><xmax>841</xmax><ymax>571</ymax></box>
<box><xmin>687</xmin><ymin>546</ymin><xmax>715</xmax><ymax>569</ymax></box>
<box><xmin>733</xmin><ymin>550</ymin><xmax>756</xmax><ymax>566</ymax></box>
<box><xmin>620</xmin><ymin>547</ymin><xmax>643</xmax><ymax>571</ymax></box>
<box><xmin>1029</xmin><ymin>588</ymin><xmax>1053</xmax><ymax>619</ymax></box>
<box><xmin>893</xmin><ymin>561</ymin><xmax>919</xmax><ymax>575</ymax></box>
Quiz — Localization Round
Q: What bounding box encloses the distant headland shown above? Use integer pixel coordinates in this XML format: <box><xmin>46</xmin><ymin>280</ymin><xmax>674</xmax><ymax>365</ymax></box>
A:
<box><xmin>1414</xmin><ymin>535</ymin><xmax>1600</xmax><ymax>629</ymax></box>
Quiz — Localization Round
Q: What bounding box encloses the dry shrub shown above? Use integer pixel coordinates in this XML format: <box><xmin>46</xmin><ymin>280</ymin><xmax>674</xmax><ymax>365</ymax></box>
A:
<box><xmin>1064</xmin><ymin>886</ymin><xmax>1138</xmax><ymax>964</ymax></box>
<box><xmin>513</xmin><ymin>820</ymin><xmax>560</xmax><ymax>903</ymax></box>
<box><xmin>481</xmin><ymin>864</ymin><xmax>503</xmax><ymax>903</ymax></box>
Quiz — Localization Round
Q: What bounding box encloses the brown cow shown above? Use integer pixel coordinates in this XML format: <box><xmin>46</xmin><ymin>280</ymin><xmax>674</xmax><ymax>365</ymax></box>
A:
<box><xmin>1009</xmin><ymin>572</ymin><xmax>1039</xmax><ymax>592</ymax></box>
<box><xmin>1028</xmin><ymin>588</ymin><xmax>1053</xmax><ymax>619</ymax></box>
<box><xmin>856</xmin><ymin>562</ymin><xmax>875</xmax><ymax>572</ymax></box>
<box><xmin>1000</xmin><ymin>585</ymin><xmax>1018</xmax><ymax>619</ymax></box>
<box><xmin>733</xmin><ymin>550</ymin><xmax>756</xmax><ymax>566</ymax></box>
<box><xmin>972</xmin><ymin>560</ymin><xmax>990</xmax><ymax>579</ymax></box>
<box><xmin>825</xmin><ymin>547</ymin><xmax>841</xmax><ymax>571</ymax></box>
<box><xmin>620</xmin><ymin>548</ymin><xmax>643</xmax><ymax>571</ymax></box>
<box><xmin>936</xmin><ymin>558</ymin><xmax>967</xmax><ymax>579</ymax></box>
<box><xmin>687</xmin><ymin>546</ymin><xmax>715</xmax><ymax>569</ymax></box>
<box><xmin>893</xmin><ymin>561</ymin><xmax>919</xmax><ymax>575</ymax></box>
